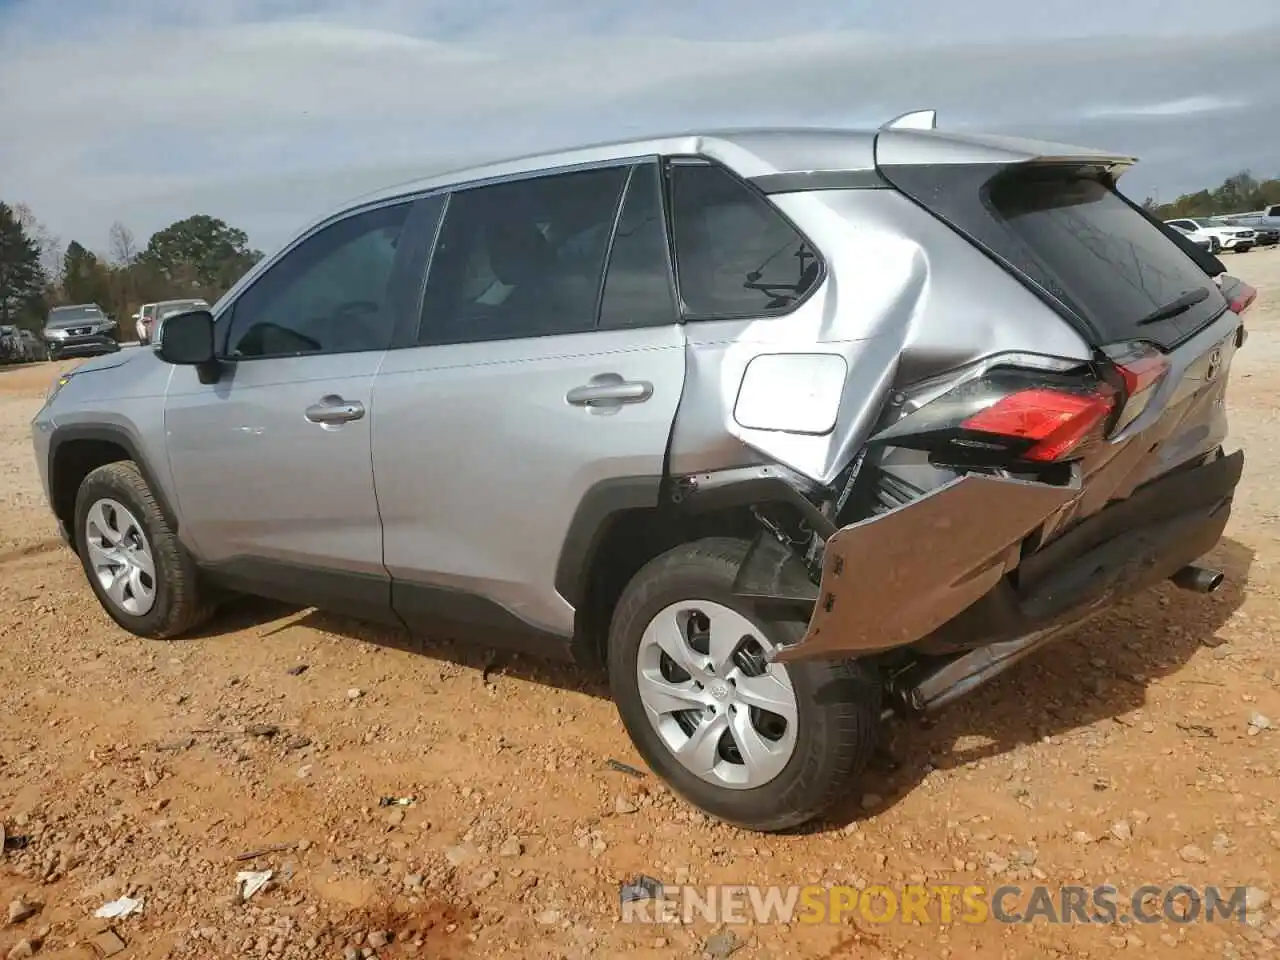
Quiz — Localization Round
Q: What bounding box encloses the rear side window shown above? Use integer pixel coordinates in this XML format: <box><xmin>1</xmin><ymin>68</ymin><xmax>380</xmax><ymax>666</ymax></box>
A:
<box><xmin>668</xmin><ymin>162</ymin><xmax>821</xmax><ymax>319</ymax></box>
<box><xmin>883</xmin><ymin>164</ymin><xmax>1227</xmax><ymax>348</ymax></box>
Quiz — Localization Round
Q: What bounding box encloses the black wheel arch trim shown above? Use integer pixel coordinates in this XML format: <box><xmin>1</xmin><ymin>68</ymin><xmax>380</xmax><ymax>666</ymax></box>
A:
<box><xmin>554</xmin><ymin>475</ymin><xmax>664</xmax><ymax>608</ymax></box>
<box><xmin>554</xmin><ymin>468</ymin><xmax>835</xmax><ymax>612</ymax></box>
<box><xmin>48</xmin><ymin>422</ymin><xmax>181</xmax><ymax>534</ymax></box>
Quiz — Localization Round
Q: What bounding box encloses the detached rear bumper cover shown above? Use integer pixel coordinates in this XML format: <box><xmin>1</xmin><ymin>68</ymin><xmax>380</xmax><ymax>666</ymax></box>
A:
<box><xmin>774</xmin><ymin>474</ymin><xmax>1077</xmax><ymax>662</ymax></box>
<box><xmin>772</xmin><ymin>450</ymin><xmax>1244</xmax><ymax>663</ymax></box>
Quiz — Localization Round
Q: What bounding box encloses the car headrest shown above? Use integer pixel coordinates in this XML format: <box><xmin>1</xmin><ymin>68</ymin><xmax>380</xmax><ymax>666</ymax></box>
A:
<box><xmin>486</xmin><ymin>220</ymin><xmax>553</xmax><ymax>288</ymax></box>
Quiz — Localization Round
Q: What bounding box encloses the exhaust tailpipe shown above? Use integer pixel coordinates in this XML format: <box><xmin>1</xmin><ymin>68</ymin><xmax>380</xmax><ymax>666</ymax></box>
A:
<box><xmin>885</xmin><ymin>565</ymin><xmax>1226</xmax><ymax>717</ymax></box>
<box><xmin>888</xmin><ymin>627</ymin><xmax>1063</xmax><ymax>715</ymax></box>
<box><xmin>1170</xmin><ymin>565</ymin><xmax>1224</xmax><ymax>594</ymax></box>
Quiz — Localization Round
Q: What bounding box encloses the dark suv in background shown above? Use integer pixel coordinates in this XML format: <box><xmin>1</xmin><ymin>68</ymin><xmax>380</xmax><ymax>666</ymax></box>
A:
<box><xmin>42</xmin><ymin>304</ymin><xmax>120</xmax><ymax>360</ymax></box>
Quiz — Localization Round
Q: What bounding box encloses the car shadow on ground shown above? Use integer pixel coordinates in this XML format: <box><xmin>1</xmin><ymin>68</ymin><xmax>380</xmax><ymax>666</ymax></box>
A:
<box><xmin>815</xmin><ymin>535</ymin><xmax>1257</xmax><ymax>832</ymax></box>
<box><xmin>191</xmin><ymin>594</ymin><xmax>612</xmax><ymax>697</ymax></box>
<box><xmin>194</xmin><ymin>537</ymin><xmax>1256</xmax><ymax>836</ymax></box>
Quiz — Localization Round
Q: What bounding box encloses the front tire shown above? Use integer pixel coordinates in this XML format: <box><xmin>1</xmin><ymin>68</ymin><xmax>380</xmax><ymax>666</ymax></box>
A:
<box><xmin>608</xmin><ymin>538</ymin><xmax>881</xmax><ymax>832</ymax></box>
<box><xmin>73</xmin><ymin>461</ymin><xmax>215</xmax><ymax>639</ymax></box>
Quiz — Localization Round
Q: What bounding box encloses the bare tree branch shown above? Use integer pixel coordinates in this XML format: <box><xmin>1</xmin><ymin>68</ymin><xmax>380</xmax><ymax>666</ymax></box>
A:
<box><xmin>108</xmin><ymin>222</ymin><xmax>138</xmax><ymax>267</ymax></box>
<box><xmin>11</xmin><ymin>202</ymin><xmax>62</xmax><ymax>288</ymax></box>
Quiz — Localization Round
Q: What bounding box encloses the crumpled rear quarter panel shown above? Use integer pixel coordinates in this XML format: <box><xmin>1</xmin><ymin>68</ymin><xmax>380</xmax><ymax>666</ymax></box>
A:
<box><xmin>666</xmin><ymin>187</ymin><xmax>1093</xmax><ymax>486</ymax></box>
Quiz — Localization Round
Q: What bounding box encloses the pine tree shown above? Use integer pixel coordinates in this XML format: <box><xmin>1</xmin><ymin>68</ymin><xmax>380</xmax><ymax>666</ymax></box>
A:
<box><xmin>0</xmin><ymin>202</ymin><xmax>47</xmax><ymax>328</ymax></box>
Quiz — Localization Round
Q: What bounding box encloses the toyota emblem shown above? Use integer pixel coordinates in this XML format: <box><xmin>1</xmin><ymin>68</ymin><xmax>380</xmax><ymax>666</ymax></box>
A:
<box><xmin>1205</xmin><ymin>347</ymin><xmax>1223</xmax><ymax>382</ymax></box>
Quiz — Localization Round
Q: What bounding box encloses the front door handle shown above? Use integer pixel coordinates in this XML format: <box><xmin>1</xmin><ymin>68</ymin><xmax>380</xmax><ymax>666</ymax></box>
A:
<box><xmin>305</xmin><ymin>395</ymin><xmax>365</xmax><ymax>425</ymax></box>
<box><xmin>566</xmin><ymin>374</ymin><xmax>654</xmax><ymax>409</ymax></box>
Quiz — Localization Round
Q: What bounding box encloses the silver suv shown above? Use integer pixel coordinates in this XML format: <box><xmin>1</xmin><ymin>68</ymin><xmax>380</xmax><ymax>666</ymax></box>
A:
<box><xmin>32</xmin><ymin>114</ymin><xmax>1251</xmax><ymax>832</ymax></box>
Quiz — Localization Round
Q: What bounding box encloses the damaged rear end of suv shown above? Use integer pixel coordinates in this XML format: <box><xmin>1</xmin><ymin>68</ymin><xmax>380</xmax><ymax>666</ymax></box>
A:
<box><xmin>610</xmin><ymin>114</ymin><xmax>1251</xmax><ymax>831</ymax></box>
<box><xmin>34</xmin><ymin>113</ymin><xmax>1251</xmax><ymax>835</ymax></box>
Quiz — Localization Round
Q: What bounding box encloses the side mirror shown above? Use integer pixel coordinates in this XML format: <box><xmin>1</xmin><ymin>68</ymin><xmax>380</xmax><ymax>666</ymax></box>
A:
<box><xmin>158</xmin><ymin>310</ymin><xmax>216</xmax><ymax>366</ymax></box>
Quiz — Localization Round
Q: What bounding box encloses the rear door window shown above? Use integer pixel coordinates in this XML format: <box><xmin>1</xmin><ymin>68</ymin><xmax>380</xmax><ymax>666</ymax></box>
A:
<box><xmin>418</xmin><ymin>166</ymin><xmax>629</xmax><ymax>345</ymax></box>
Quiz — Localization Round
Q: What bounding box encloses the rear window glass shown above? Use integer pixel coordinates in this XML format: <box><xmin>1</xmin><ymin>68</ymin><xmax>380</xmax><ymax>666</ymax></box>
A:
<box><xmin>883</xmin><ymin>164</ymin><xmax>1228</xmax><ymax>347</ymax></box>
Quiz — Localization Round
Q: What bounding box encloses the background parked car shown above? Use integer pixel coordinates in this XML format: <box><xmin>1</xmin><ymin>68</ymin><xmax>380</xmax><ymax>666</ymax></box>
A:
<box><xmin>16</xmin><ymin>329</ymin><xmax>48</xmax><ymax>361</ymax></box>
<box><xmin>136</xmin><ymin>303</ymin><xmax>157</xmax><ymax>344</ymax></box>
<box><xmin>1164</xmin><ymin>217</ymin><xmax>1256</xmax><ymax>252</ymax></box>
<box><xmin>0</xmin><ymin>325</ymin><xmax>17</xmax><ymax>363</ymax></box>
<box><xmin>1</xmin><ymin>326</ymin><xmax>50</xmax><ymax>363</ymax></box>
<box><xmin>41</xmin><ymin>304</ymin><xmax>120</xmax><ymax>360</ymax></box>
<box><xmin>138</xmin><ymin>299</ymin><xmax>207</xmax><ymax>345</ymax></box>
<box><xmin>1168</xmin><ymin>222</ymin><xmax>1220</xmax><ymax>253</ymax></box>
<box><xmin>1221</xmin><ymin>214</ymin><xmax>1280</xmax><ymax>247</ymax></box>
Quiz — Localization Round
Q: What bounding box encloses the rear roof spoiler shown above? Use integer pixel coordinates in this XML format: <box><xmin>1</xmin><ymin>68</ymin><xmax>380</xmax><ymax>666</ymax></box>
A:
<box><xmin>882</xmin><ymin>109</ymin><xmax>937</xmax><ymax>131</ymax></box>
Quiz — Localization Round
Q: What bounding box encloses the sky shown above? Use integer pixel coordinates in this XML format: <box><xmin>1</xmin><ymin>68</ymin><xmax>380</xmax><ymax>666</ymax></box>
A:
<box><xmin>2</xmin><ymin>0</ymin><xmax>1279</xmax><ymax>254</ymax></box>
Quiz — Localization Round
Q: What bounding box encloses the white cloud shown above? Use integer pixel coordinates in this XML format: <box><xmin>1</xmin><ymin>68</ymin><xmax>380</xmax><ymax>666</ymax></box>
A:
<box><xmin>1</xmin><ymin>0</ymin><xmax>1278</xmax><ymax>252</ymax></box>
<box><xmin>1081</xmin><ymin>96</ymin><xmax>1247</xmax><ymax>120</ymax></box>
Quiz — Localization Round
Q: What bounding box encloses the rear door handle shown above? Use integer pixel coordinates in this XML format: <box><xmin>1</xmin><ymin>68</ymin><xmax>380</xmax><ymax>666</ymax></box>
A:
<box><xmin>566</xmin><ymin>374</ymin><xmax>653</xmax><ymax>409</ymax></box>
<box><xmin>305</xmin><ymin>395</ymin><xmax>365</xmax><ymax>425</ymax></box>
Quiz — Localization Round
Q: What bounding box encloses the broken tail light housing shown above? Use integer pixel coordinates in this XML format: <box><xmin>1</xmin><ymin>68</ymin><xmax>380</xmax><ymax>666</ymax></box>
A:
<box><xmin>1217</xmin><ymin>274</ymin><xmax>1256</xmax><ymax>348</ymax></box>
<box><xmin>1219</xmin><ymin>275</ymin><xmax>1257</xmax><ymax>315</ymax></box>
<box><xmin>870</xmin><ymin>361</ymin><xmax>1119</xmax><ymax>469</ymax></box>
<box><xmin>1100</xmin><ymin>341</ymin><xmax>1174</xmax><ymax>433</ymax></box>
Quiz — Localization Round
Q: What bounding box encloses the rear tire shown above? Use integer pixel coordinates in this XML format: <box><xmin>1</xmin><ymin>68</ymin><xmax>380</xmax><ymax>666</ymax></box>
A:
<box><xmin>608</xmin><ymin>537</ymin><xmax>881</xmax><ymax>832</ymax></box>
<box><xmin>73</xmin><ymin>461</ymin><xmax>216</xmax><ymax>639</ymax></box>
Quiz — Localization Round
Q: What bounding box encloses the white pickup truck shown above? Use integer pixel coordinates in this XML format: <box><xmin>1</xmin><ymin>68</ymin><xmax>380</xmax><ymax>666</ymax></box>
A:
<box><xmin>1218</xmin><ymin>205</ymin><xmax>1280</xmax><ymax>243</ymax></box>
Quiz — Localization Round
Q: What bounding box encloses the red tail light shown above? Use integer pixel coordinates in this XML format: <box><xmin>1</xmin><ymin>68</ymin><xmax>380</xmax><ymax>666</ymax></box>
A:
<box><xmin>1114</xmin><ymin>351</ymin><xmax>1171</xmax><ymax>398</ymax></box>
<box><xmin>869</xmin><ymin>359</ymin><xmax>1119</xmax><ymax>468</ymax></box>
<box><xmin>1228</xmin><ymin>282</ymin><xmax>1256</xmax><ymax>315</ymax></box>
<box><xmin>1101</xmin><ymin>342</ymin><xmax>1173</xmax><ymax>433</ymax></box>
<box><xmin>961</xmin><ymin>386</ymin><xmax>1117</xmax><ymax>462</ymax></box>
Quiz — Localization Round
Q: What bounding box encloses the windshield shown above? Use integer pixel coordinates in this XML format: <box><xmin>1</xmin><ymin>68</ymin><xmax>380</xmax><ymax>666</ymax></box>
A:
<box><xmin>1192</xmin><ymin>219</ymin><xmax>1219</xmax><ymax>228</ymax></box>
<box><xmin>46</xmin><ymin>305</ymin><xmax>104</xmax><ymax>328</ymax></box>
